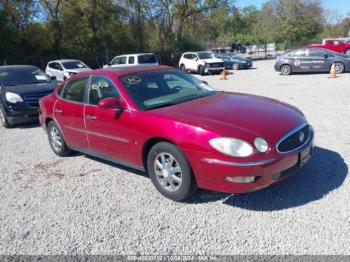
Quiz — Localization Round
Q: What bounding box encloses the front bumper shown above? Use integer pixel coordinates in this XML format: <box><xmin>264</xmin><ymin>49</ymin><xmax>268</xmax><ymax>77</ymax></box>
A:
<box><xmin>186</xmin><ymin>130</ymin><xmax>314</xmax><ymax>194</ymax></box>
<box><xmin>2</xmin><ymin>103</ymin><xmax>39</xmax><ymax>125</ymax></box>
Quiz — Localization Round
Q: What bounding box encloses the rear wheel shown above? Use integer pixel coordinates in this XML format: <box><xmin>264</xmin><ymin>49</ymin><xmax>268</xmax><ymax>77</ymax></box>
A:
<box><xmin>232</xmin><ymin>63</ymin><xmax>239</xmax><ymax>70</ymax></box>
<box><xmin>147</xmin><ymin>142</ymin><xmax>198</xmax><ymax>201</ymax></box>
<box><xmin>280</xmin><ymin>64</ymin><xmax>292</xmax><ymax>76</ymax></box>
<box><xmin>47</xmin><ymin>121</ymin><xmax>72</xmax><ymax>156</ymax></box>
<box><xmin>334</xmin><ymin>62</ymin><xmax>344</xmax><ymax>74</ymax></box>
<box><xmin>0</xmin><ymin>106</ymin><xmax>13</xmax><ymax>128</ymax></box>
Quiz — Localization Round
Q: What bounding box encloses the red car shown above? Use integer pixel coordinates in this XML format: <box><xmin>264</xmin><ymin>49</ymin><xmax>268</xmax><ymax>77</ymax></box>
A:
<box><xmin>308</xmin><ymin>39</ymin><xmax>350</xmax><ymax>55</ymax></box>
<box><xmin>39</xmin><ymin>66</ymin><xmax>314</xmax><ymax>201</ymax></box>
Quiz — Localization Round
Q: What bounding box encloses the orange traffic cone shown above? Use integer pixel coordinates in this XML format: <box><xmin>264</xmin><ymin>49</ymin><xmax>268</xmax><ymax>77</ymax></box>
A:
<box><xmin>329</xmin><ymin>63</ymin><xmax>336</xmax><ymax>78</ymax></box>
<box><xmin>220</xmin><ymin>69</ymin><xmax>228</xmax><ymax>80</ymax></box>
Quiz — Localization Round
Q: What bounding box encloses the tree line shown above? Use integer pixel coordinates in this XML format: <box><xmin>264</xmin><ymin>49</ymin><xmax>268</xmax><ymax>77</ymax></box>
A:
<box><xmin>0</xmin><ymin>0</ymin><xmax>349</xmax><ymax>68</ymax></box>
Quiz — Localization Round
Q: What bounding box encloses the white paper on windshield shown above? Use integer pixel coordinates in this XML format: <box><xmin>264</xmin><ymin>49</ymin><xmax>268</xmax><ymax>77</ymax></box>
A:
<box><xmin>35</xmin><ymin>75</ymin><xmax>47</xmax><ymax>80</ymax></box>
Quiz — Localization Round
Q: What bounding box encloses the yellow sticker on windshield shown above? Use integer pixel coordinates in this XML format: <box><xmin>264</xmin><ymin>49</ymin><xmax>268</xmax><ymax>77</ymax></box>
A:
<box><xmin>124</xmin><ymin>76</ymin><xmax>142</xmax><ymax>85</ymax></box>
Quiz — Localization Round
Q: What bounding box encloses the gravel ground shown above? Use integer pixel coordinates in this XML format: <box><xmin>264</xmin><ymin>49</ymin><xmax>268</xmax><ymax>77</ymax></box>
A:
<box><xmin>0</xmin><ymin>59</ymin><xmax>349</xmax><ymax>255</ymax></box>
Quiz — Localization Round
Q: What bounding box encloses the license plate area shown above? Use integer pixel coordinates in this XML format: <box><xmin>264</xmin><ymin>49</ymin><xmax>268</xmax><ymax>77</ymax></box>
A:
<box><xmin>299</xmin><ymin>145</ymin><xmax>312</xmax><ymax>167</ymax></box>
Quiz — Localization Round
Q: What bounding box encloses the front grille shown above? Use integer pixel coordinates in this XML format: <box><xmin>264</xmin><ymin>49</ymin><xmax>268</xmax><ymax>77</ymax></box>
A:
<box><xmin>210</xmin><ymin>63</ymin><xmax>224</xmax><ymax>68</ymax></box>
<box><xmin>277</xmin><ymin>124</ymin><xmax>310</xmax><ymax>152</ymax></box>
<box><xmin>23</xmin><ymin>92</ymin><xmax>52</xmax><ymax>108</ymax></box>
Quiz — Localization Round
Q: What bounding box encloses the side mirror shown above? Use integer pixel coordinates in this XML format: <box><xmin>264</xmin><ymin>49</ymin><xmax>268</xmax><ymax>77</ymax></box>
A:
<box><xmin>97</xmin><ymin>97</ymin><xmax>124</xmax><ymax>118</ymax></box>
<box><xmin>324</xmin><ymin>54</ymin><xmax>328</xmax><ymax>59</ymax></box>
<box><xmin>194</xmin><ymin>57</ymin><xmax>198</xmax><ymax>61</ymax></box>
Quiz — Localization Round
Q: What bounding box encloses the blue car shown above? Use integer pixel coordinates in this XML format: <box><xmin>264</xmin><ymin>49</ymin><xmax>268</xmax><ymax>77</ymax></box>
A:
<box><xmin>215</xmin><ymin>54</ymin><xmax>253</xmax><ymax>70</ymax></box>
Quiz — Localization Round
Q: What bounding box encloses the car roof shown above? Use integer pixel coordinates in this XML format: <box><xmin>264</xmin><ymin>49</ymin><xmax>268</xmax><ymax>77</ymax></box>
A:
<box><xmin>49</xmin><ymin>59</ymin><xmax>82</xmax><ymax>63</ymax></box>
<box><xmin>113</xmin><ymin>53</ymin><xmax>155</xmax><ymax>57</ymax></box>
<box><xmin>0</xmin><ymin>65</ymin><xmax>39</xmax><ymax>71</ymax></box>
<box><xmin>74</xmin><ymin>65</ymin><xmax>174</xmax><ymax>78</ymax></box>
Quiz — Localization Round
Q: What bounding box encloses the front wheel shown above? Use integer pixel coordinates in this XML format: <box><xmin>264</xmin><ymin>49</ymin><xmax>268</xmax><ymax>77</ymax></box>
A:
<box><xmin>0</xmin><ymin>106</ymin><xmax>13</xmax><ymax>128</ymax></box>
<box><xmin>180</xmin><ymin>64</ymin><xmax>187</xmax><ymax>73</ymax></box>
<box><xmin>47</xmin><ymin>121</ymin><xmax>72</xmax><ymax>156</ymax></box>
<box><xmin>232</xmin><ymin>63</ymin><xmax>239</xmax><ymax>70</ymax></box>
<box><xmin>147</xmin><ymin>142</ymin><xmax>198</xmax><ymax>201</ymax></box>
<box><xmin>198</xmin><ymin>65</ymin><xmax>206</xmax><ymax>76</ymax></box>
<box><xmin>334</xmin><ymin>62</ymin><xmax>344</xmax><ymax>74</ymax></box>
<box><xmin>280</xmin><ymin>64</ymin><xmax>292</xmax><ymax>76</ymax></box>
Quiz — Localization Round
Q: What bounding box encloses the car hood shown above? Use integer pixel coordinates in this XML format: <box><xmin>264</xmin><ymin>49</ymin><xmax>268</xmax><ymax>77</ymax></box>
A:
<box><xmin>151</xmin><ymin>92</ymin><xmax>306</xmax><ymax>143</ymax></box>
<box><xmin>67</xmin><ymin>68</ymin><xmax>91</xmax><ymax>73</ymax></box>
<box><xmin>201</xmin><ymin>58</ymin><xmax>223</xmax><ymax>64</ymax></box>
<box><xmin>3</xmin><ymin>81</ymin><xmax>57</xmax><ymax>96</ymax></box>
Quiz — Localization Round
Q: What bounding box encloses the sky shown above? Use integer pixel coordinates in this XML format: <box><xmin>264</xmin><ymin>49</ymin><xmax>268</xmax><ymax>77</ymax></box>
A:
<box><xmin>235</xmin><ymin>0</ymin><xmax>350</xmax><ymax>16</ymax></box>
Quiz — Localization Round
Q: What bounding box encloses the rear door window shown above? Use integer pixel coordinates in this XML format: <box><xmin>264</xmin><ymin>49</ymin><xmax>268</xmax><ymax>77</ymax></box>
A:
<box><xmin>61</xmin><ymin>76</ymin><xmax>89</xmax><ymax>103</ymax></box>
<box><xmin>307</xmin><ymin>49</ymin><xmax>325</xmax><ymax>58</ymax></box>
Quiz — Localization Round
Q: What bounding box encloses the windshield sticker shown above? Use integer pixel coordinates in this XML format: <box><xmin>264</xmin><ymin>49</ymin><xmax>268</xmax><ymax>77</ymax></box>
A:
<box><xmin>124</xmin><ymin>76</ymin><xmax>142</xmax><ymax>85</ymax></box>
<box><xmin>91</xmin><ymin>81</ymin><xmax>109</xmax><ymax>91</ymax></box>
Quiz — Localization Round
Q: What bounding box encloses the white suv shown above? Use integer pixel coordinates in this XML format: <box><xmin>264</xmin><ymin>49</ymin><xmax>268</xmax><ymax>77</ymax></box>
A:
<box><xmin>103</xmin><ymin>53</ymin><xmax>159</xmax><ymax>68</ymax></box>
<box><xmin>45</xmin><ymin>59</ymin><xmax>91</xmax><ymax>82</ymax></box>
<box><xmin>179</xmin><ymin>52</ymin><xmax>224</xmax><ymax>75</ymax></box>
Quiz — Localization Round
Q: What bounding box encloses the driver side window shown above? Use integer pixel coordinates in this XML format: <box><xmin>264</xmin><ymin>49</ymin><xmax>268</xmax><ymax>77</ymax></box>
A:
<box><xmin>88</xmin><ymin>76</ymin><xmax>119</xmax><ymax>105</ymax></box>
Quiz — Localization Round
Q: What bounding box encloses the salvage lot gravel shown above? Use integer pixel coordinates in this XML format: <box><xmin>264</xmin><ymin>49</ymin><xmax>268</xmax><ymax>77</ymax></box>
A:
<box><xmin>0</xmin><ymin>59</ymin><xmax>349</xmax><ymax>255</ymax></box>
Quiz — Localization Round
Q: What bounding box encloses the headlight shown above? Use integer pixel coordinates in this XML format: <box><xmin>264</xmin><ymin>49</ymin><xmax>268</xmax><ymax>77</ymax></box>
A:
<box><xmin>5</xmin><ymin>92</ymin><xmax>23</xmax><ymax>103</ymax></box>
<box><xmin>254</xmin><ymin>137</ymin><xmax>269</xmax><ymax>153</ymax></box>
<box><xmin>209</xmin><ymin>137</ymin><xmax>253</xmax><ymax>157</ymax></box>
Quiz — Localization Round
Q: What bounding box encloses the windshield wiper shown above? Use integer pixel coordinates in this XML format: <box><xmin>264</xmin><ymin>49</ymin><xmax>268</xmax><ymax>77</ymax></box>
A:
<box><xmin>146</xmin><ymin>102</ymin><xmax>178</xmax><ymax>110</ymax></box>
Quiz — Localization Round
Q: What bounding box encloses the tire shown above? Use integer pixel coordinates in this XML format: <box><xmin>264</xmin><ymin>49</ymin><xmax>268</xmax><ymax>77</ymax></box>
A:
<box><xmin>280</xmin><ymin>64</ymin><xmax>292</xmax><ymax>76</ymax></box>
<box><xmin>0</xmin><ymin>106</ymin><xmax>13</xmax><ymax>128</ymax></box>
<box><xmin>198</xmin><ymin>65</ymin><xmax>205</xmax><ymax>76</ymax></box>
<box><xmin>232</xmin><ymin>63</ymin><xmax>239</xmax><ymax>70</ymax></box>
<box><xmin>180</xmin><ymin>64</ymin><xmax>186</xmax><ymax>72</ymax></box>
<box><xmin>334</xmin><ymin>62</ymin><xmax>345</xmax><ymax>74</ymax></box>
<box><xmin>147</xmin><ymin>142</ymin><xmax>198</xmax><ymax>201</ymax></box>
<box><xmin>47</xmin><ymin>121</ymin><xmax>72</xmax><ymax>156</ymax></box>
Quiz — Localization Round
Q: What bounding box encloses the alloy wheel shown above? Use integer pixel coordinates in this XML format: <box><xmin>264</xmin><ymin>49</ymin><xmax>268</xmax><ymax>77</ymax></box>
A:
<box><xmin>50</xmin><ymin>126</ymin><xmax>63</xmax><ymax>152</ymax></box>
<box><xmin>281</xmin><ymin>65</ymin><xmax>291</xmax><ymax>75</ymax></box>
<box><xmin>334</xmin><ymin>63</ymin><xmax>344</xmax><ymax>74</ymax></box>
<box><xmin>153</xmin><ymin>152</ymin><xmax>183</xmax><ymax>192</ymax></box>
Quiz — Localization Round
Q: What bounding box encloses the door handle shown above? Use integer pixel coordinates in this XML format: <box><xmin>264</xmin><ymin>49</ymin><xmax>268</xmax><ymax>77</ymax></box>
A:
<box><xmin>54</xmin><ymin>109</ymin><xmax>62</xmax><ymax>113</ymax></box>
<box><xmin>86</xmin><ymin>115</ymin><xmax>96</xmax><ymax>121</ymax></box>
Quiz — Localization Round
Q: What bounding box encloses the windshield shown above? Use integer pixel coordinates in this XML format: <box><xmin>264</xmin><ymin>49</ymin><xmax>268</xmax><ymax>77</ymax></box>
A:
<box><xmin>138</xmin><ymin>54</ymin><xmax>157</xmax><ymax>64</ymax></box>
<box><xmin>197</xmin><ymin>52</ymin><xmax>213</xmax><ymax>59</ymax></box>
<box><xmin>0</xmin><ymin>68</ymin><xmax>50</xmax><ymax>86</ymax></box>
<box><xmin>121</xmin><ymin>70</ymin><xmax>215</xmax><ymax>110</ymax></box>
<box><xmin>62</xmin><ymin>61</ymin><xmax>87</xmax><ymax>69</ymax></box>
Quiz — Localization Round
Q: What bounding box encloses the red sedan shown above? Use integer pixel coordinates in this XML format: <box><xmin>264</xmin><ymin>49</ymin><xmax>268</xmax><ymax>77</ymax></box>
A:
<box><xmin>39</xmin><ymin>66</ymin><xmax>314</xmax><ymax>201</ymax></box>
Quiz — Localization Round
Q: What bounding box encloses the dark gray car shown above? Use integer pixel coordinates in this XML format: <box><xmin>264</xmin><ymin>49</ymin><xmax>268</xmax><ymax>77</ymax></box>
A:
<box><xmin>274</xmin><ymin>48</ymin><xmax>350</xmax><ymax>75</ymax></box>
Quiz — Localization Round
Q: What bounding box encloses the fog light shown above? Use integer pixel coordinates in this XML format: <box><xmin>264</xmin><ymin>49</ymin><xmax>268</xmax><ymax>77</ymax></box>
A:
<box><xmin>225</xmin><ymin>176</ymin><xmax>255</xmax><ymax>183</ymax></box>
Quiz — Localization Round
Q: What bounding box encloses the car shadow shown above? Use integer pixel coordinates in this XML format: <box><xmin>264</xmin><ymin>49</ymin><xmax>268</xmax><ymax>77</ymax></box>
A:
<box><xmin>84</xmin><ymin>155</ymin><xmax>148</xmax><ymax>178</ymax></box>
<box><xmin>185</xmin><ymin>146</ymin><xmax>348</xmax><ymax>211</ymax></box>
